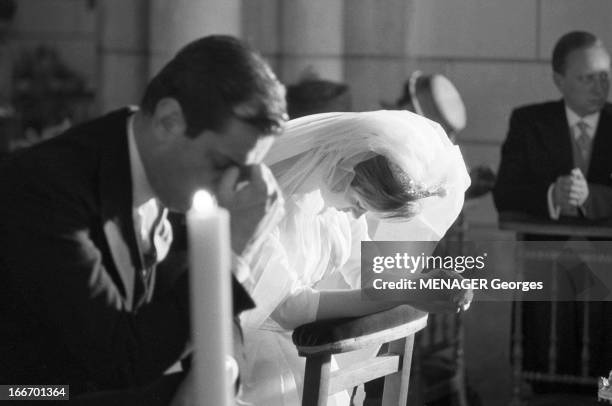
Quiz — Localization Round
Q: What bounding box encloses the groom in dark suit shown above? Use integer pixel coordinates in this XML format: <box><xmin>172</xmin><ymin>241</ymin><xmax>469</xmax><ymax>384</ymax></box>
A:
<box><xmin>494</xmin><ymin>31</ymin><xmax>612</xmax><ymax>390</ymax></box>
<box><xmin>0</xmin><ymin>35</ymin><xmax>287</xmax><ymax>403</ymax></box>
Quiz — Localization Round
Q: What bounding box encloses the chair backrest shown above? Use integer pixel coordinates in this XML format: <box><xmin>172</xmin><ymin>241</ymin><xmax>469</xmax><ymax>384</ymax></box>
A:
<box><xmin>293</xmin><ymin>305</ymin><xmax>428</xmax><ymax>406</ymax></box>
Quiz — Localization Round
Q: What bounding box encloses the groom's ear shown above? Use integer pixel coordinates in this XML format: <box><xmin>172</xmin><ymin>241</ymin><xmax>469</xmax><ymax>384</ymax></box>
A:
<box><xmin>152</xmin><ymin>98</ymin><xmax>187</xmax><ymax>140</ymax></box>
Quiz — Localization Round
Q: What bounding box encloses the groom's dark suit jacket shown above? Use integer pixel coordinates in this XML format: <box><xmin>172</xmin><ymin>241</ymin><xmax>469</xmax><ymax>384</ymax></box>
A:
<box><xmin>494</xmin><ymin>100</ymin><xmax>612</xmax><ymax>219</ymax></box>
<box><xmin>0</xmin><ymin>109</ymin><xmax>254</xmax><ymax>398</ymax></box>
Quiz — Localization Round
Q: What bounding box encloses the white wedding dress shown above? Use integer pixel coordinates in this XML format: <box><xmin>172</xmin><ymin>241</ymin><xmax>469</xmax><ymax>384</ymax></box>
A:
<box><xmin>241</xmin><ymin>191</ymin><xmax>366</xmax><ymax>406</ymax></box>
<box><xmin>239</xmin><ymin>111</ymin><xmax>470</xmax><ymax>406</ymax></box>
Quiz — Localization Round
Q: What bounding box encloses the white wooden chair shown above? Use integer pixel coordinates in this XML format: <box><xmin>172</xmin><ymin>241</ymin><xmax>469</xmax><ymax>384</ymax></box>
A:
<box><xmin>293</xmin><ymin>305</ymin><xmax>428</xmax><ymax>406</ymax></box>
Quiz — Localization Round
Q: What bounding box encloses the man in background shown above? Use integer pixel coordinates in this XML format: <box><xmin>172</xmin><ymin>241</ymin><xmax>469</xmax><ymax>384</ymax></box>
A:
<box><xmin>494</xmin><ymin>31</ymin><xmax>612</xmax><ymax>220</ymax></box>
<box><xmin>493</xmin><ymin>30</ymin><xmax>612</xmax><ymax>394</ymax></box>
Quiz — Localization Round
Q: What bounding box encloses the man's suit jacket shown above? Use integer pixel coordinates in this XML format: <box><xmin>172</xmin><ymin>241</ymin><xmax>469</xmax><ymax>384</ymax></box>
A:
<box><xmin>494</xmin><ymin>100</ymin><xmax>612</xmax><ymax>219</ymax></box>
<box><xmin>0</xmin><ymin>109</ymin><xmax>254</xmax><ymax>398</ymax></box>
<box><xmin>492</xmin><ymin>101</ymin><xmax>612</xmax><ymax>379</ymax></box>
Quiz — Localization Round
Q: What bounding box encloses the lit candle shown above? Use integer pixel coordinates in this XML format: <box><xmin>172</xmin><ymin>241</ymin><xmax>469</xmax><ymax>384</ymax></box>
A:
<box><xmin>187</xmin><ymin>190</ymin><xmax>232</xmax><ymax>405</ymax></box>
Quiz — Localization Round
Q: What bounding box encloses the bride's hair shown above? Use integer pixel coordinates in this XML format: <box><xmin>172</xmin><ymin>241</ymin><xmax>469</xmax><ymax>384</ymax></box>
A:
<box><xmin>351</xmin><ymin>154</ymin><xmax>444</xmax><ymax>219</ymax></box>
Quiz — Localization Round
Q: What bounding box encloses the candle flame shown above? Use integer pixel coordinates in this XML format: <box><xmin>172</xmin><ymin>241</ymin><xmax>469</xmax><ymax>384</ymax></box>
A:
<box><xmin>192</xmin><ymin>190</ymin><xmax>216</xmax><ymax>212</ymax></box>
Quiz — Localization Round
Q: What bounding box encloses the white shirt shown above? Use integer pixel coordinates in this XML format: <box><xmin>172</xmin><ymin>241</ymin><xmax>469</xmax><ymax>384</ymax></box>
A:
<box><xmin>565</xmin><ymin>105</ymin><xmax>599</xmax><ymax>142</ymax></box>
<box><xmin>547</xmin><ymin>106</ymin><xmax>600</xmax><ymax>219</ymax></box>
<box><xmin>127</xmin><ymin>113</ymin><xmax>169</xmax><ymax>259</ymax></box>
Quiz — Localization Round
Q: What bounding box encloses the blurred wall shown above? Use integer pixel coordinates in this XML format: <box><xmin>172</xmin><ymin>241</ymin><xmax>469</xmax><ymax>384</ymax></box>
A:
<box><xmin>9</xmin><ymin>0</ymin><xmax>96</xmax><ymax>87</ymax></box>
<box><xmin>98</xmin><ymin>0</ymin><xmax>241</xmax><ymax>112</ymax></box>
<box><xmin>10</xmin><ymin>0</ymin><xmax>242</xmax><ymax>113</ymax></box>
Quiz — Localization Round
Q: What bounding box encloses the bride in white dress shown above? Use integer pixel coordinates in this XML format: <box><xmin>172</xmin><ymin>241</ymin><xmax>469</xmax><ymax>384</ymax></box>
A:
<box><xmin>239</xmin><ymin>110</ymin><xmax>471</xmax><ymax>406</ymax></box>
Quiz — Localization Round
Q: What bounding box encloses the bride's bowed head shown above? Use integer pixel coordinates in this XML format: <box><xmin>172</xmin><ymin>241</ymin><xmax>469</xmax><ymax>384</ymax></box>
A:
<box><xmin>265</xmin><ymin>110</ymin><xmax>471</xmax><ymax>238</ymax></box>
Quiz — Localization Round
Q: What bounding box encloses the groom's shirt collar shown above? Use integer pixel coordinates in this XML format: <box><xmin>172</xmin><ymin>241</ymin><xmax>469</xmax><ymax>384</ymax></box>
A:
<box><xmin>127</xmin><ymin>112</ymin><xmax>157</xmax><ymax>209</ymax></box>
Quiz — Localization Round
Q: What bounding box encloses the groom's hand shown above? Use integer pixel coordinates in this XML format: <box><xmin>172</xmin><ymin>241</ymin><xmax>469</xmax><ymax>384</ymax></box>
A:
<box><xmin>217</xmin><ymin>164</ymin><xmax>284</xmax><ymax>256</ymax></box>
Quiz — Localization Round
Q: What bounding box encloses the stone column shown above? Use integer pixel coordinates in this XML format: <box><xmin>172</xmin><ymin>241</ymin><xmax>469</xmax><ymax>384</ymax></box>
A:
<box><xmin>277</xmin><ymin>0</ymin><xmax>344</xmax><ymax>84</ymax></box>
<box><xmin>97</xmin><ymin>0</ymin><xmax>243</xmax><ymax>111</ymax></box>
<box><xmin>148</xmin><ymin>0</ymin><xmax>241</xmax><ymax>77</ymax></box>
<box><xmin>241</xmin><ymin>0</ymin><xmax>281</xmax><ymax>73</ymax></box>
<box><xmin>343</xmin><ymin>0</ymin><xmax>415</xmax><ymax>110</ymax></box>
<box><xmin>96</xmin><ymin>0</ymin><xmax>149</xmax><ymax>113</ymax></box>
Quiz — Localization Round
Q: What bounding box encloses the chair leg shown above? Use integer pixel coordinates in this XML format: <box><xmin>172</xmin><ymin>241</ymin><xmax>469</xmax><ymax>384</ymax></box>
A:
<box><xmin>407</xmin><ymin>343</ymin><xmax>424</xmax><ymax>406</ymax></box>
<box><xmin>455</xmin><ymin>378</ymin><xmax>470</xmax><ymax>406</ymax></box>
<box><xmin>302</xmin><ymin>354</ymin><xmax>332</xmax><ymax>406</ymax></box>
<box><xmin>382</xmin><ymin>336</ymin><xmax>414</xmax><ymax>406</ymax></box>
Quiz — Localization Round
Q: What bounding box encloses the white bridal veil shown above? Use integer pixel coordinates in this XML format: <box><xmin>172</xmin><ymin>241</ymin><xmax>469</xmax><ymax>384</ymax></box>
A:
<box><xmin>242</xmin><ymin>110</ymin><xmax>471</xmax><ymax>329</ymax></box>
<box><xmin>267</xmin><ymin>110</ymin><xmax>470</xmax><ymax>236</ymax></box>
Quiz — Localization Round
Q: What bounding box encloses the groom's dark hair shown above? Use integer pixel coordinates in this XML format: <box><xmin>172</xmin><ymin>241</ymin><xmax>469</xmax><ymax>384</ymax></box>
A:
<box><xmin>141</xmin><ymin>35</ymin><xmax>287</xmax><ymax>137</ymax></box>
